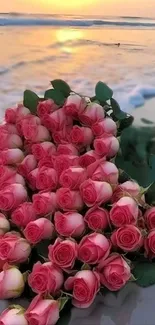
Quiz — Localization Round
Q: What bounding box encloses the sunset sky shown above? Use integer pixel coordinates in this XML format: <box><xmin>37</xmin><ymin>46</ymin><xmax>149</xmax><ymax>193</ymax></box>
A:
<box><xmin>0</xmin><ymin>0</ymin><xmax>155</xmax><ymax>17</ymax></box>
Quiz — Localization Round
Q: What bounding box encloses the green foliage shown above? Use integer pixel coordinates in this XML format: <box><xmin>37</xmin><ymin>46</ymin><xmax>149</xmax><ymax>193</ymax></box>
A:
<box><xmin>58</xmin><ymin>297</ymin><xmax>69</xmax><ymax>312</ymax></box>
<box><xmin>44</xmin><ymin>89</ymin><xmax>65</xmax><ymax>105</ymax></box>
<box><xmin>133</xmin><ymin>263</ymin><xmax>155</xmax><ymax>287</ymax></box>
<box><xmin>23</xmin><ymin>90</ymin><xmax>39</xmax><ymax>114</ymax></box>
<box><xmin>95</xmin><ymin>81</ymin><xmax>113</xmax><ymax>102</ymax></box>
<box><xmin>51</xmin><ymin>79</ymin><xmax>71</xmax><ymax>97</ymax></box>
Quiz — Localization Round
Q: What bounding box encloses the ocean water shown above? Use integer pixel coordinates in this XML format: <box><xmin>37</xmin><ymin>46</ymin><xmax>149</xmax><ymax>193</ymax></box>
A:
<box><xmin>0</xmin><ymin>13</ymin><xmax>155</xmax><ymax>118</ymax></box>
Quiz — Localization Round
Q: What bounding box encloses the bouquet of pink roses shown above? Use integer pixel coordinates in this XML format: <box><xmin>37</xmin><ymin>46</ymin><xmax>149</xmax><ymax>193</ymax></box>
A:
<box><xmin>0</xmin><ymin>80</ymin><xmax>155</xmax><ymax>325</ymax></box>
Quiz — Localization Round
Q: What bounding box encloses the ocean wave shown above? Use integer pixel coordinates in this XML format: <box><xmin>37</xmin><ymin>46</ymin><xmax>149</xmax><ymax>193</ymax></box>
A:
<box><xmin>0</xmin><ymin>17</ymin><xmax>155</xmax><ymax>28</ymax></box>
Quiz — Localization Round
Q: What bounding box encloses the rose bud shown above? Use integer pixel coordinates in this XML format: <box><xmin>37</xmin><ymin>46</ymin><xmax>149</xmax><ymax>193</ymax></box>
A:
<box><xmin>36</xmin><ymin>167</ymin><xmax>58</xmax><ymax>191</ymax></box>
<box><xmin>32</xmin><ymin>142</ymin><xmax>56</xmax><ymax>160</ymax></box>
<box><xmin>33</xmin><ymin>192</ymin><xmax>57</xmax><ymax>216</ymax></box>
<box><xmin>25</xmin><ymin>295</ymin><xmax>59</xmax><ymax>325</ymax></box>
<box><xmin>24</xmin><ymin>218</ymin><xmax>54</xmax><ymax>244</ymax></box>
<box><xmin>111</xmin><ymin>225</ymin><xmax>143</xmax><ymax>252</ymax></box>
<box><xmin>112</xmin><ymin>180</ymin><xmax>141</xmax><ymax>203</ymax></box>
<box><xmin>110</xmin><ymin>197</ymin><xmax>139</xmax><ymax>228</ymax></box>
<box><xmin>5</xmin><ymin>106</ymin><xmax>17</xmax><ymax>124</ymax></box>
<box><xmin>0</xmin><ymin>265</ymin><xmax>25</xmax><ymax>299</ymax></box>
<box><xmin>0</xmin><ymin>149</ymin><xmax>24</xmax><ymax>165</ymax></box>
<box><xmin>64</xmin><ymin>94</ymin><xmax>86</xmax><ymax>118</ymax></box>
<box><xmin>52</xmin><ymin>125</ymin><xmax>72</xmax><ymax>144</ymax></box>
<box><xmin>0</xmin><ymin>184</ymin><xmax>27</xmax><ymax>211</ymax></box>
<box><xmin>18</xmin><ymin>154</ymin><xmax>37</xmax><ymax>178</ymax></box>
<box><xmin>0</xmin><ymin>231</ymin><xmax>31</xmax><ymax>263</ymax></box>
<box><xmin>28</xmin><ymin>261</ymin><xmax>64</xmax><ymax>295</ymax></box>
<box><xmin>54</xmin><ymin>211</ymin><xmax>85</xmax><ymax>237</ymax></box>
<box><xmin>87</xmin><ymin>160</ymin><xmax>119</xmax><ymax>184</ymax></box>
<box><xmin>80</xmin><ymin>179</ymin><xmax>112</xmax><ymax>207</ymax></box>
<box><xmin>0</xmin><ymin>306</ymin><xmax>28</xmax><ymax>325</ymax></box>
<box><xmin>48</xmin><ymin>238</ymin><xmax>78</xmax><ymax>269</ymax></box>
<box><xmin>79</xmin><ymin>150</ymin><xmax>100</xmax><ymax>168</ymax></box>
<box><xmin>0</xmin><ymin>214</ymin><xmax>10</xmax><ymax>236</ymax></box>
<box><xmin>56</xmin><ymin>188</ymin><xmax>84</xmax><ymax>211</ymax></box>
<box><xmin>144</xmin><ymin>207</ymin><xmax>155</xmax><ymax>230</ymax></box>
<box><xmin>79</xmin><ymin>102</ymin><xmax>105</xmax><ymax>126</ymax></box>
<box><xmin>78</xmin><ymin>233</ymin><xmax>111</xmax><ymax>264</ymax></box>
<box><xmin>23</xmin><ymin>123</ymin><xmax>50</xmax><ymax>143</ymax></box>
<box><xmin>64</xmin><ymin>270</ymin><xmax>100</xmax><ymax>308</ymax></box>
<box><xmin>16</xmin><ymin>104</ymin><xmax>31</xmax><ymax>120</ymax></box>
<box><xmin>0</xmin><ymin>166</ymin><xmax>16</xmax><ymax>185</ymax></box>
<box><xmin>11</xmin><ymin>202</ymin><xmax>36</xmax><ymax>228</ymax></box>
<box><xmin>144</xmin><ymin>230</ymin><xmax>155</xmax><ymax>259</ymax></box>
<box><xmin>94</xmin><ymin>135</ymin><xmax>119</xmax><ymax>158</ymax></box>
<box><xmin>38</xmin><ymin>155</ymin><xmax>54</xmax><ymax>168</ymax></box>
<box><xmin>53</xmin><ymin>155</ymin><xmax>79</xmax><ymax>177</ymax></box>
<box><xmin>57</xmin><ymin>143</ymin><xmax>79</xmax><ymax>156</ymax></box>
<box><xmin>84</xmin><ymin>206</ymin><xmax>109</xmax><ymax>231</ymax></box>
<box><xmin>28</xmin><ymin>168</ymin><xmax>39</xmax><ymax>189</ymax></box>
<box><xmin>97</xmin><ymin>253</ymin><xmax>131</xmax><ymax>291</ymax></box>
<box><xmin>0</xmin><ymin>132</ymin><xmax>22</xmax><ymax>150</ymax></box>
<box><xmin>0</xmin><ymin>173</ymin><xmax>25</xmax><ymax>189</ymax></box>
<box><xmin>0</xmin><ymin>123</ymin><xmax>20</xmax><ymax>135</ymax></box>
<box><xmin>37</xmin><ymin>99</ymin><xmax>58</xmax><ymax>117</ymax></box>
<box><xmin>42</xmin><ymin>107</ymin><xmax>72</xmax><ymax>132</ymax></box>
<box><xmin>71</xmin><ymin>125</ymin><xmax>94</xmax><ymax>148</ymax></box>
<box><xmin>92</xmin><ymin>117</ymin><xmax>117</xmax><ymax>137</ymax></box>
<box><xmin>59</xmin><ymin>167</ymin><xmax>87</xmax><ymax>190</ymax></box>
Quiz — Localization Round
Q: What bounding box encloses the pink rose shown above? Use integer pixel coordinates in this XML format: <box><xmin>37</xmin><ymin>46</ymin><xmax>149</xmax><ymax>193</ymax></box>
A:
<box><xmin>53</xmin><ymin>155</ymin><xmax>79</xmax><ymax>177</ymax></box>
<box><xmin>0</xmin><ymin>149</ymin><xmax>24</xmax><ymax>165</ymax></box>
<box><xmin>0</xmin><ymin>123</ymin><xmax>19</xmax><ymax>135</ymax></box>
<box><xmin>23</xmin><ymin>140</ymin><xmax>34</xmax><ymax>153</ymax></box>
<box><xmin>0</xmin><ymin>214</ymin><xmax>10</xmax><ymax>235</ymax></box>
<box><xmin>84</xmin><ymin>206</ymin><xmax>109</xmax><ymax>231</ymax></box>
<box><xmin>28</xmin><ymin>168</ymin><xmax>39</xmax><ymax>189</ymax></box>
<box><xmin>64</xmin><ymin>94</ymin><xmax>86</xmax><ymax>118</ymax></box>
<box><xmin>5</xmin><ymin>107</ymin><xmax>17</xmax><ymax>124</ymax></box>
<box><xmin>0</xmin><ymin>184</ymin><xmax>27</xmax><ymax>211</ymax></box>
<box><xmin>79</xmin><ymin>150</ymin><xmax>100</xmax><ymax>168</ymax></box>
<box><xmin>11</xmin><ymin>202</ymin><xmax>36</xmax><ymax>227</ymax></box>
<box><xmin>42</xmin><ymin>107</ymin><xmax>72</xmax><ymax>132</ymax></box>
<box><xmin>0</xmin><ymin>166</ymin><xmax>16</xmax><ymax>185</ymax></box>
<box><xmin>57</xmin><ymin>143</ymin><xmax>79</xmax><ymax>156</ymax></box>
<box><xmin>0</xmin><ymin>232</ymin><xmax>31</xmax><ymax>263</ymax></box>
<box><xmin>144</xmin><ymin>208</ymin><xmax>155</xmax><ymax>230</ymax></box>
<box><xmin>78</xmin><ymin>102</ymin><xmax>105</xmax><ymax>126</ymax></box>
<box><xmin>48</xmin><ymin>238</ymin><xmax>78</xmax><ymax>269</ymax></box>
<box><xmin>64</xmin><ymin>270</ymin><xmax>100</xmax><ymax>308</ymax></box>
<box><xmin>37</xmin><ymin>99</ymin><xmax>58</xmax><ymax>118</ymax></box>
<box><xmin>97</xmin><ymin>254</ymin><xmax>131</xmax><ymax>291</ymax></box>
<box><xmin>60</xmin><ymin>167</ymin><xmax>87</xmax><ymax>190</ymax></box>
<box><xmin>112</xmin><ymin>181</ymin><xmax>141</xmax><ymax>203</ymax></box>
<box><xmin>54</xmin><ymin>211</ymin><xmax>85</xmax><ymax>237</ymax></box>
<box><xmin>92</xmin><ymin>117</ymin><xmax>117</xmax><ymax>137</ymax></box>
<box><xmin>23</xmin><ymin>122</ymin><xmax>50</xmax><ymax>143</ymax></box>
<box><xmin>38</xmin><ymin>156</ymin><xmax>54</xmax><ymax>168</ymax></box>
<box><xmin>32</xmin><ymin>192</ymin><xmax>57</xmax><ymax>216</ymax></box>
<box><xmin>24</xmin><ymin>218</ymin><xmax>54</xmax><ymax>244</ymax></box>
<box><xmin>0</xmin><ymin>131</ymin><xmax>22</xmax><ymax>150</ymax></box>
<box><xmin>52</xmin><ymin>125</ymin><xmax>71</xmax><ymax>144</ymax></box>
<box><xmin>87</xmin><ymin>160</ymin><xmax>119</xmax><ymax>184</ymax></box>
<box><xmin>56</xmin><ymin>188</ymin><xmax>83</xmax><ymax>211</ymax></box>
<box><xmin>36</xmin><ymin>167</ymin><xmax>58</xmax><ymax>191</ymax></box>
<box><xmin>110</xmin><ymin>197</ymin><xmax>139</xmax><ymax>227</ymax></box>
<box><xmin>0</xmin><ymin>173</ymin><xmax>25</xmax><ymax>189</ymax></box>
<box><xmin>32</xmin><ymin>142</ymin><xmax>56</xmax><ymax>160</ymax></box>
<box><xmin>25</xmin><ymin>295</ymin><xmax>59</xmax><ymax>325</ymax></box>
<box><xmin>80</xmin><ymin>179</ymin><xmax>112</xmax><ymax>207</ymax></box>
<box><xmin>144</xmin><ymin>230</ymin><xmax>155</xmax><ymax>258</ymax></box>
<box><xmin>78</xmin><ymin>233</ymin><xmax>111</xmax><ymax>264</ymax></box>
<box><xmin>111</xmin><ymin>225</ymin><xmax>143</xmax><ymax>252</ymax></box>
<box><xmin>71</xmin><ymin>126</ymin><xmax>94</xmax><ymax>148</ymax></box>
<box><xmin>0</xmin><ymin>266</ymin><xmax>25</xmax><ymax>299</ymax></box>
<box><xmin>18</xmin><ymin>154</ymin><xmax>37</xmax><ymax>178</ymax></box>
<box><xmin>28</xmin><ymin>261</ymin><xmax>64</xmax><ymax>295</ymax></box>
<box><xmin>94</xmin><ymin>135</ymin><xmax>119</xmax><ymax>157</ymax></box>
<box><xmin>0</xmin><ymin>306</ymin><xmax>28</xmax><ymax>325</ymax></box>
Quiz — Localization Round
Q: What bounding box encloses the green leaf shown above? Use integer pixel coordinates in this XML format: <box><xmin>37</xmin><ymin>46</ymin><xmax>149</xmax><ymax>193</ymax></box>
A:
<box><xmin>58</xmin><ymin>297</ymin><xmax>69</xmax><ymax>312</ymax></box>
<box><xmin>51</xmin><ymin>79</ymin><xmax>71</xmax><ymax>97</ymax></box>
<box><xmin>81</xmin><ymin>263</ymin><xmax>91</xmax><ymax>271</ymax></box>
<box><xmin>111</xmin><ymin>98</ymin><xmax>127</xmax><ymax>120</ymax></box>
<box><xmin>119</xmin><ymin>115</ymin><xmax>134</xmax><ymax>131</ymax></box>
<box><xmin>23</xmin><ymin>90</ymin><xmax>39</xmax><ymax>114</ymax></box>
<box><xmin>44</xmin><ymin>89</ymin><xmax>65</xmax><ymax>105</ymax></box>
<box><xmin>95</xmin><ymin>81</ymin><xmax>113</xmax><ymax>102</ymax></box>
<box><xmin>133</xmin><ymin>263</ymin><xmax>155</xmax><ymax>287</ymax></box>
